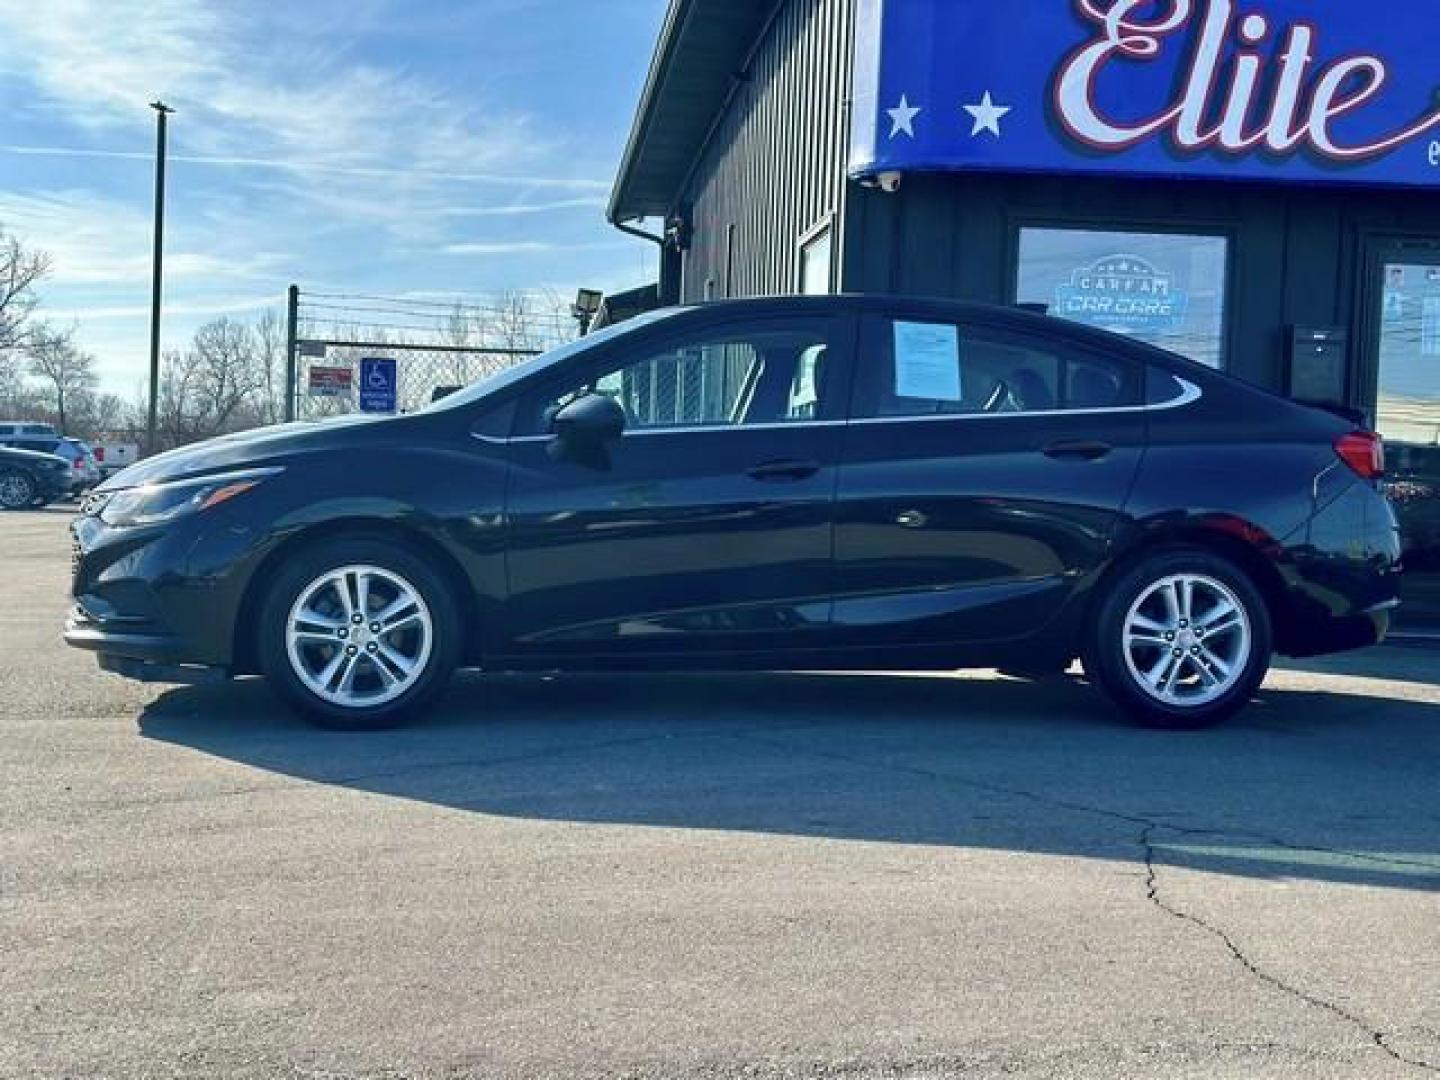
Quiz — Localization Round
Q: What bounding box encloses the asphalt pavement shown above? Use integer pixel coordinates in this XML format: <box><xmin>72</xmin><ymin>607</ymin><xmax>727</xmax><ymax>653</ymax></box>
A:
<box><xmin>2</xmin><ymin>508</ymin><xmax>1437</xmax><ymax>1079</ymax></box>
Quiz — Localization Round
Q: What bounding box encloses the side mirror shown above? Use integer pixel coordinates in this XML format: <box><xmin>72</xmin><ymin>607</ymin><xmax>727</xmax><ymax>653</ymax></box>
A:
<box><xmin>552</xmin><ymin>393</ymin><xmax>626</xmax><ymax>446</ymax></box>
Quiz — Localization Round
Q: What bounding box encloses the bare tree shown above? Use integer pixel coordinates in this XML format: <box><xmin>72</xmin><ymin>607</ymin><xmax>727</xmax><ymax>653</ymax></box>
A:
<box><xmin>441</xmin><ymin>302</ymin><xmax>477</xmax><ymax>386</ymax></box>
<box><xmin>151</xmin><ymin>347</ymin><xmax>205</xmax><ymax>448</ymax></box>
<box><xmin>192</xmin><ymin>317</ymin><xmax>266</xmax><ymax>433</ymax></box>
<box><xmin>0</xmin><ymin>225</ymin><xmax>51</xmax><ymax>353</ymax></box>
<box><xmin>85</xmin><ymin>392</ymin><xmax>127</xmax><ymax>438</ymax></box>
<box><xmin>27</xmin><ymin>326</ymin><xmax>97</xmax><ymax>435</ymax></box>
<box><xmin>251</xmin><ymin>309</ymin><xmax>288</xmax><ymax>426</ymax></box>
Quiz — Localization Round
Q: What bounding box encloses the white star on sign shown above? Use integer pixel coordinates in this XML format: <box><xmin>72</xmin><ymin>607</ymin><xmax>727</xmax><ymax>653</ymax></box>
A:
<box><xmin>887</xmin><ymin>94</ymin><xmax>921</xmax><ymax>139</ymax></box>
<box><xmin>963</xmin><ymin>91</ymin><xmax>1012</xmax><ymax>138</ymax></box>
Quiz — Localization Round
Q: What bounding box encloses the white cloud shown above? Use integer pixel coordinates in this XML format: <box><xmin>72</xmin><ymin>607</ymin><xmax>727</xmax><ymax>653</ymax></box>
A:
<box><xmin>440</xmin><ymin>198</ymin><xmax>609</xmax><ymax>217</ymax></box>
<box><xmin>0</xmin><ymin>189</ymin><xmax>279</xmax><ymax>289</ymax></box>
<box><xmin>0</xmin><ymin>0</ymin><xmax>558</xmax><ymax>182</ymax></box>
<box><xmin>46</xmin><ymin>294</ymin><xmax>282</xmax><ymax>322</ymax></box>
<box><xmin>0</xmin><ymin>0</ymin><xmax>655</xmax><ymax>396</ymax></box>
<box><xmin>441</xmin><ymin>240</ymin><xmax>631</xmax><ymax>256</ymax></box>
<box><xmin>0</xmin><ymin>146</ymin><xmax>611</xmax><ymax>190</ymax></box>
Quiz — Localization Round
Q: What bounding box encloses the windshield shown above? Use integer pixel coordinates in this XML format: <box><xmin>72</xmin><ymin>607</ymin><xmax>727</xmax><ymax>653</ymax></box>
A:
<box><xmin>422</xmin><ymin>308</ymin><xmax>681</xmax><ymax>413</ymax></box>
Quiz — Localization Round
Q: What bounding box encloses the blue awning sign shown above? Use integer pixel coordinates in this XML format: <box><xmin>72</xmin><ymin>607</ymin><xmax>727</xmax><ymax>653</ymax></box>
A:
<box><xmin>851</xmin><ymin>0</ymin><xmax>1440</xmax><ymax>189</ymax></box>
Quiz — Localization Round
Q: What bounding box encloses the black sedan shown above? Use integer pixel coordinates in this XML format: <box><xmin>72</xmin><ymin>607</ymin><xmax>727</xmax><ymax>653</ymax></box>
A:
<box><xmin>1</xmin><ymin>446</ymin><xmax>73</xmax><ymax>509</ymax></box>
<box><xmin>66</xmin><ymin>296</ymin><xmax>1402</xmax><ymax>729</ymax></box>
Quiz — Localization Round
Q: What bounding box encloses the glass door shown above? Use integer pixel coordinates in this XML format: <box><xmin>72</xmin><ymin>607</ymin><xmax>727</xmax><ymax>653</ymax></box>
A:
<box><xmin>1370</xmin><ymin>245</ymin><xmax>1440</xmax><ymax>627</ymax></box>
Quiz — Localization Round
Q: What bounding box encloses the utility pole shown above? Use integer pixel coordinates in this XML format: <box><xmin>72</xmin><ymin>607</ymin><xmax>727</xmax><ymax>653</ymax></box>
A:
<box><xmin>146</xmin><ymin>101</ymin><xmax>174</xmax><ymax>453</ymax></box>
<box><xmin>284</xmin><ymin>284</ymin><xmax>299</xmax><ymax>422</ymax></box>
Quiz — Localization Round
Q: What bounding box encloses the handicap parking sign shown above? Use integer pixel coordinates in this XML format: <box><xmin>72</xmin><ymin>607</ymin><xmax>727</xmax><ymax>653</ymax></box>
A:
<box><xmin>359</xmin><ymin>357</ymin><xmax>398</xmax><ymax>414</ymax></box>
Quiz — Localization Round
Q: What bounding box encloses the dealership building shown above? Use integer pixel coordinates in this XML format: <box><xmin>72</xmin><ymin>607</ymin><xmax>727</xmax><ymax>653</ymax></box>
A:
<box><xmin>607</xmin><ymin>0</ymin><xmax>1440</xmax><ymax>625</ymax></box>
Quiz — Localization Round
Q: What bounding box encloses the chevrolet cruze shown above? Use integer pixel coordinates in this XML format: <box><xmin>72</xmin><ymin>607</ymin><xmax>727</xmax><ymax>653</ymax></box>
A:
<box><xmin>66</xmin><ymin>296</ymin><xmax>1402</xmax><ymax>729</ymax></box>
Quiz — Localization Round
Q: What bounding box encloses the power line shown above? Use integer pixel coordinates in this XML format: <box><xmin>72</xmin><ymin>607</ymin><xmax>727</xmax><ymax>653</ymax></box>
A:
<box><xmin>302</xmin><ymin>290</ymin><xmax>567</xmax><ymax>311</ymax></box>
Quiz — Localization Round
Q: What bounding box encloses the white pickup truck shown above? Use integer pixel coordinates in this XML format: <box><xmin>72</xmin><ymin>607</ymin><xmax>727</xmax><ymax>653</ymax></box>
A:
<box><xmin>90</xmin><ymin>441</ymin><xmax>139</xmax><ymax>478</ymax></box>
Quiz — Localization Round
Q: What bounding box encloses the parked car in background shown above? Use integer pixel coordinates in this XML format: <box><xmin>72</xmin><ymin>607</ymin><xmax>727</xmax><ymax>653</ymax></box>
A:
<box><xmin>0</xmin><ymin>446</ymin><xmax>71</xmax><ymax>509</ymax></box>
<box><xmin>66</xmin><ymin>296</ymin><xmax>1402</xmax><ymax>731</ymax></box>
<box><xmin>58</xmin><ymin>439</ymin><xmax>101</xmax><ymax>495</ymax></box>
<box><xmin>0</xmin><ymin>433</ymin><xmax>101</xmax><ymax>497</ymax></box>
<box><xmin>90</xmin><ymin>440</ymin><xmax>140</xmax><ymax>479</ymax></box>
<box><xmin>0</xmin><ymin>421</ymin><xmax>58</xmax><ymax>442</ymax></box>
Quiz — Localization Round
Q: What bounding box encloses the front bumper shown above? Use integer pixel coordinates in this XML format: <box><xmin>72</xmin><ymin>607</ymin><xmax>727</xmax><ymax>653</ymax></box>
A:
<box><xmin>65</xmin><ymin>507</ymin><xmax>267</xmax><ymax>675</ymax></box>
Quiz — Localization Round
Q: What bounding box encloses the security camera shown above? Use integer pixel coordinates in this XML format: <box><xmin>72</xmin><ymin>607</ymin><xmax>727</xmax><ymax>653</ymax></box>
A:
<box><xmin>877</xmin><ymin>171</ymin><xmax>903</xmax><ymax>194</ymax></box>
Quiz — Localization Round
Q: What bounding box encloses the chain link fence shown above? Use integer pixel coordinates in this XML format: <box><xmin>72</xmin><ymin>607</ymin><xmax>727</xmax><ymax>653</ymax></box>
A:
<box><xmin>286</xmin><ymin>288</ymin><xmax>578</xmax><ymax>420</ymax></box>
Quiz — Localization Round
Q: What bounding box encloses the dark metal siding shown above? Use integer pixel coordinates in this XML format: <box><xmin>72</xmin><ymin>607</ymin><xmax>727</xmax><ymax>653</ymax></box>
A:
<box><xmin>677</xmin><ymin>0</ymin><xmax>855</xmax><ymax>303</ymax></box>
<box><xmin>842</xmin><ymin>173</ymin><xmax>1440</xmax><ymax>409</ymax></box>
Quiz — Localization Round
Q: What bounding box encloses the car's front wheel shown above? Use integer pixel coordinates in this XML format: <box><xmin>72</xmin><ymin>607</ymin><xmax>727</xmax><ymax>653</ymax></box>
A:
<box><xmin>0</xmin><ymin>470</ymin><xmax>37</xmax><ymax>510</ymax></box>
<box><xmin>258</xmin><ymin>537</ymin><xmax>461</xmax><ymax>729</ymax></box>
<box><xmin>1084</xmin><ymin>549</ymin><xmax>1272</xmax><ymax>729</ymax></box>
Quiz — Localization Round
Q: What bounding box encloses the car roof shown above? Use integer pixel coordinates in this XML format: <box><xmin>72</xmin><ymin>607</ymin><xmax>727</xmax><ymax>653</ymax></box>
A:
<box><xmin>667</xmin><ymin>293</ymin><xmax>1195</xmax><ymax>365</ymax></box>
<box><xmin>667</xmin><ymin>294</ymin><xmax>1277</xmax><ymax>394</ymax></box>
<box><xmin>435</xmin><ymin>293</ymin><xmax>1251</xmax><ymax>416</ymax></box>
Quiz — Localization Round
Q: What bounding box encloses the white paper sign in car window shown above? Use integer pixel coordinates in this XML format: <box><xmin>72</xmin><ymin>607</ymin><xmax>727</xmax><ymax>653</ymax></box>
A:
<box><xmin>894</xmin><ymin>321</ymin><xmax>962</xmax><ymax>401</ymax></box>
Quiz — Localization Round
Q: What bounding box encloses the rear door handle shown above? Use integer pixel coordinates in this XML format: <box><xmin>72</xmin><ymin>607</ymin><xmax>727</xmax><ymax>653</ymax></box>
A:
<box><xmin>1043</xmin><ymin>440</ymin><xmax>1113</xmax><ymax>461</ymax></box>
<box><xmin>747</xmin><ymin>459</ymin><xmax>822</xmax><ymax>482</ymax></box>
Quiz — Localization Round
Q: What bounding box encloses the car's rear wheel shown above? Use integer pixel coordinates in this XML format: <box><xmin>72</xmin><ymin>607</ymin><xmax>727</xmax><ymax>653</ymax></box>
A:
<box><xmin>1084</xmin><ymin>549</ymin><xmax>1272</xmax><ymax>729</ymax></box>
<box><xmin>258</xmin><ymin>537</ymin><xmax>460</xmax><ymax>729</ymax></box>
<box><xmin>0</xmin><ymin>470</ymin><xmax>36</xmax><ymax>510</ymax></box>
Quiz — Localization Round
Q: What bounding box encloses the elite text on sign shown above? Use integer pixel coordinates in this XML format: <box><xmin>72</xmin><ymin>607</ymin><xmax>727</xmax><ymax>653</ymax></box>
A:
<box><xmin>850</xmin><ymin>0</ymin><xmax>1440</xmax><ymax>189</ymax></box>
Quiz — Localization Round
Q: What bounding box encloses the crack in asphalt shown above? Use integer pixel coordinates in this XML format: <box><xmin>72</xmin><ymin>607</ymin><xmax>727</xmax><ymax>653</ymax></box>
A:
<box><xmin>1141</xmin><ymin>824</ymin><xmax>1439</xmax><ymax>1076</ymax></box>
<box><xmin>732</xmin><ymin>731</ymin><xmax>1440</xmax><ymax>1074</ymax></box>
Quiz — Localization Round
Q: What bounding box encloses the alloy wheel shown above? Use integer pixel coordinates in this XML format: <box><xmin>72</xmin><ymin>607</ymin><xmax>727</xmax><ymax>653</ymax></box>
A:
<box><xmin>0</xmin><ymin>472</ymin><xmax>35</xmax><ymax>510</ymax></box>
<box><xmin>1121</xmin><ymin>573</ymin><xmax>1252</xmax><ymax>708</ymax></box>
<box><xmin>284</xmin><ymin>564</ymin><xmax>434</xmax><ymax>709</ymax></box>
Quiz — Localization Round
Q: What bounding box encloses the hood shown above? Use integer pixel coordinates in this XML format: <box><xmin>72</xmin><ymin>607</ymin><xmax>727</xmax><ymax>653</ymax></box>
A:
<box><xmin>98</xmin><ymin>412</ymin><xmax>393</xmax><ymax>490</ymax></box>
<box><xmin>0</xmin><ymin>446</ymin><xmax>68</xmax><ymax>466</ymax></box>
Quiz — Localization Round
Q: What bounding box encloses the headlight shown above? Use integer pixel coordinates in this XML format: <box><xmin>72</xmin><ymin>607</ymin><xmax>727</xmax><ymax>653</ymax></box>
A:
<box><xmin>99</xmin><ymin>467</ymin><xmax>283</xmax><ymax>528</ymax></box>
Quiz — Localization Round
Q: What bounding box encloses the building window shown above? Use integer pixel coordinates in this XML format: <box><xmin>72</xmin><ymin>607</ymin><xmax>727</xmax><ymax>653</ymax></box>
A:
<box><xmin>1016</xmin><ymin>227</ymin><xmax>1229</xmax><ymax>369</ymax></box>
<box><xmin>798</xmin><ymin>224</ymin><xmax>834</xmax><ymax>296</ymax></box>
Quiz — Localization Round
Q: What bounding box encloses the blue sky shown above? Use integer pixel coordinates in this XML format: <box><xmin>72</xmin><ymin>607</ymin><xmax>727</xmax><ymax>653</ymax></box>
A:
<box><xmin>0</xmin><ymin>0</ymin><xmax>668</xmax><ymax>394</ymax></box>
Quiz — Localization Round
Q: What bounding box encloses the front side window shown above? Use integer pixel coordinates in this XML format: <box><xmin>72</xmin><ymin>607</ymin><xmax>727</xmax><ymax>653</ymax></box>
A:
<box><xmin>853</xmin><ymin>319</ymin><xmax>1141</xmax><ymax>420</ymax></box>
<box><xmin>1016</xmin><ymin>227</ymin><xmax>1228</xmax><ymax>369</ymax></box>
<box><xmin>525</xmin><ymin>323</ymin><xmax>837</xmax><ymax>435</ymax></box>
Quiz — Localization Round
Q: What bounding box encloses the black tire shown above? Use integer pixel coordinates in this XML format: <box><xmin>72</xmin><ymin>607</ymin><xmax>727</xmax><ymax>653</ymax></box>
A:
<box><xmin>0</xmin><ymin>470</ymin><xmax>37</xmax><ymax>510</ymax></box>
<box><xmin>1083</xmin><ymin>548</ymin><xmax>1273</xmax><ymax>730</ymax></box>
<box><xmin>257</xmin><ymin>536</ymin><xmax>461</xmax><ymax>730</ymax></box>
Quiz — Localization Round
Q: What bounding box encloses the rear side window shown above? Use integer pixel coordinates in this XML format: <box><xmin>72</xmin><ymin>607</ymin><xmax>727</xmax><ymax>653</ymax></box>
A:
<box><xmin>852</xmin><ymin>318</ymin><xmax>1142</xmax><ymax>419</ymax></box>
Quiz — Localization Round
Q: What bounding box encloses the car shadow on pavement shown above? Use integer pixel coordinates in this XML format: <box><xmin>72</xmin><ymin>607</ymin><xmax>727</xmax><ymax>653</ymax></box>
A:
<box><xmin>137</xmin><ymin>666</ymin><xmax>1440</xmax><ymax>893</ymax></box>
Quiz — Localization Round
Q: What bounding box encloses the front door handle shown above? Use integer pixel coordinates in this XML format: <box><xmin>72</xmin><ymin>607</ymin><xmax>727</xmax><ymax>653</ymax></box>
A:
<box><xmin>1043</xmin><ymin>440</ymin><xmax>1113</xmax><ymax>461</ymax></box>
<box><xmin>747</xmin><ymin>459</ymin><xmax>822</xmax><ymax>482</ymax></box>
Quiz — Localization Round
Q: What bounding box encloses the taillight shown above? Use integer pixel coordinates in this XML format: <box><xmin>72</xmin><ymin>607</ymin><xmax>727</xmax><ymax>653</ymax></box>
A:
<box><xmin>1335</xmin><ymin>431</ymin><xmax>1385</xmax><ymax>480</ymax></box>
<box><xmin>72</xmin><ymin>458</ymin><xmax>82</xmax><ymax>470</ymax></box>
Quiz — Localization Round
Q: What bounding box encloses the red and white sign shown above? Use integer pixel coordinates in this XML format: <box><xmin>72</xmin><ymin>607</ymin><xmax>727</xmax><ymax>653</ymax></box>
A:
<box><xmin>307</xmin><ymin>365</ymin><xmax>354</xmax><ymax>398</ymax></box>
